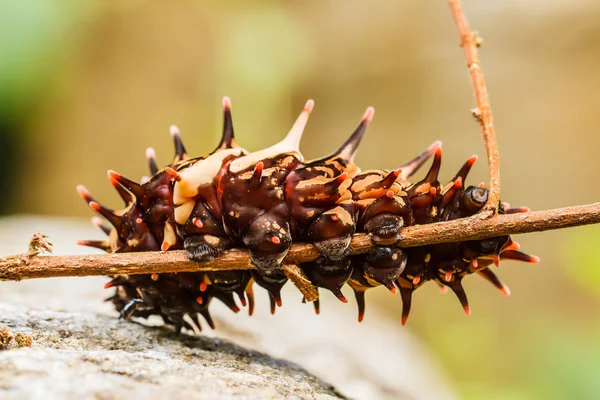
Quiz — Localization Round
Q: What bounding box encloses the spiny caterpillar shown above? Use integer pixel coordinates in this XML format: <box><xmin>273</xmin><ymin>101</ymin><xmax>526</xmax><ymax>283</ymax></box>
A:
<box><xmin>77</xmin><ymin>97</ymin><xmax>539</xmax><ymax>332</ymax></box>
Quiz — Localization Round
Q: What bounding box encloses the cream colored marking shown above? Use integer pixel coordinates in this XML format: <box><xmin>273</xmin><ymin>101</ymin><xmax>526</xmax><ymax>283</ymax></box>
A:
<box><xmin>174</xmin><ymin>148</ymin><xmax>244</xmax><ymax>201</ymax></box>
<box><xmin>108</xmin><ymin>230</ymin><xmax>119</xmax><ymax>253</ymax></box>
<box><xmin>174</xmin><ymin>201</ymin><xmax>195</xmax><ymax>225</ymax></box>
<box><xmin>313</xmin><ymin>166</ymin><xmax>333</xmax><ymax>174</ymax></box>
<box><xmin>296</xmin><ymin>175</ymin><xmax>330</xmax><ymax>190</ymax></box>
<box><xmin>355</xmin><ymin>198</ymin><xmax>375</xmax><ymax>210</ymax></box>
<box><xmin>336</xmin><ymin>190</ymin><xmax>352</xmax><ymax>203</ymax></box>
<box><xmin>127</xmin><ymin>238</ymin><xmax>140</xmax><ymax>247</ymax></box>
<box><xmin>278</xmin><ymin>155</ymin><xmax>296</xmax><ymax>168</ymax></box>
<box><xmin>365</xmin><ymin>275</ymin><xmax>382</xmax><ymax>288</ymax></box>
<box><xmin>229</xmin><ymin>101</ymin><xmax>313</xmax><ymax>173</ymax></box>
<box><xmin>356</xmin><ymin>186</ymin><xmax>403</xmax><ymax>201</ymax></box>
<box><xmin>350</xmin><ymin>173</ymin><xmax>382</xmax><ymax>193</ymax></box>
<box><xmin>347</xmin><ymin>279</ymin><xmax>364</xmax><ymax>291</ymax></box>
<box><xmin>338</xmin><ymin>179</ymin><xmax>352</xmax><ymax>193</ymax></box>
<box><xmin>238</xmin><ymin>170</ymin><xmax>255</xmax><ymax>181</ymax></box>
<box><xmin>395</xmin><ymin>177</ymin><xmax>411</xmax><ymax>189</ymax></box>
<box><xmin>162</xmin><ymin>222</ymin><xmax>177</xmax><ymax>251</ymax></box>
<box><xmin>262</xmin><ymin>167</ymin><xmax>277</xmax><ymax>177</ymax></box>
<box><xmin>324</xmin><ymin>206</ymin><xmax>353</xmax><ymax>226</ymax></box>
<box><xmin>239</xmin><ymin>165</ymin><xmax>284</xmax><ymax>180</ymax></box>
<box><xmin>441</xmin><ymin>181</ymin><xmax>454</xmax><ymax>195</ymax></box>
<box><xmin>424</xmin><ymin>253</ymin><xmax>431</xmax><ymax>263</ymax></box>
<box><xmin>392</xmin><ymin>253</ymin><xmax>398</xmax><ymax>261</ymax></box>
<box><xmin>307</xmin><ymin>210</ymin><xmax>315</xmax><ymax>218</ymax></box>
<box><xmin>345</xmin><ymin>164</ymin><xmax>360</xmax><ymax>179</ymax></box>
<box><xmin>203</xmin><ymin>235</ymin><xmax>221</xmax><ymax>247</ymax></box>
<box><xmin>172</xmin><ymin>148</ymin><xmax>244</xmax><ymax>223</ymax></box>
<box><xmin>308</xmin><ymin>192</ymin><xmax>330</xmax><ymax>201</ymax></box>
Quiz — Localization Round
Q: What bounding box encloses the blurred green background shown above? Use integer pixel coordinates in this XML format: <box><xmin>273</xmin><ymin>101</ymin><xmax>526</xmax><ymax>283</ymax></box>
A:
<box><xmin>1</xmin><ymin>1</ymin><xmax>600</xmax><ymax>398</ymax></box>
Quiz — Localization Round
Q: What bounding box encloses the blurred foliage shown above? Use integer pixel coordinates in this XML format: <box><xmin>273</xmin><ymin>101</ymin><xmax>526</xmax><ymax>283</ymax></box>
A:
<box><xmin>2</xmin><ymin>1</ymin><xmax>600</xmax><ymax>399</ymax></box>
<box><xmin>565</xmin><ymin>225</ymin><xmax>600</xmax><ymax>297</ymax></box>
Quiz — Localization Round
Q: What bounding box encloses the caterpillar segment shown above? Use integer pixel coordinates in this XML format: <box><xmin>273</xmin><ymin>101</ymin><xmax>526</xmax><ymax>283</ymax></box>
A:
<box><xmin>218</xmin><ymin>100</ymin><xmax>313</xmax><ymax>275</ymax></box>
<box><xmin>348</xmin><ymin>245</ymin><xmax>407</xmax><ymax>322</ymax></box>
<box><xmin>77</xmin><ymin>98</ymin><xmax>539</xmax><ymax>333</ymax></box>
<box><xmin>286</xmin><ymin>106</ymin><xmax>373</xmax><ymax>260</ymax></box>
<box><xmin>170</xmin><ymin>97</ymin><xmax>247</xmax><ymax>262</ymax></box>
<box><xmin>301</xmin><ymin>256</ymin><xmax>352</xmax><ymax>314</ymax></box>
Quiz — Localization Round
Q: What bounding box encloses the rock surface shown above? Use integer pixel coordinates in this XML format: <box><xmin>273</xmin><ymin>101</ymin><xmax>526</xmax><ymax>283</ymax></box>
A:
<box><xmin>0</xmin><ymin>304</ymin><xmax>342</xmax><ymax>400</ymax></box>
<box><xmin>0</xmin><ymin>217</ymin><xmax>457</xmax><ymax>400</ymax></box>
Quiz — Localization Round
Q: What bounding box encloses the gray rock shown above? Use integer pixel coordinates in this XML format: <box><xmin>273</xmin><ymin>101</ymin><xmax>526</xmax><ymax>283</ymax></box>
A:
<box><xmin>0</xmin><ymin>303</ymin><xmax>343</xmax><ymax>400</ymax></box>
<box><xmin>0</xmin><ymin>216</ymin><xmax>457</xmax><ymax>400</ymax></box>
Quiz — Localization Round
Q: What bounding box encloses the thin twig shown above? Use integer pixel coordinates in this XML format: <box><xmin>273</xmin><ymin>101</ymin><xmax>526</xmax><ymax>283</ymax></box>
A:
<box><xmin>1</xmin><ymin>203</ymin><xmax>599</xmax><ymax>282</ymax></box>
<box><xmin>281</xmin><ymin>264</ymin><xmax>319</xmax><ymax>302</ymax></box>
<box><xmin>448</xmin><ymin>0</ymin><xmax>500</xmax><ymax>214</ymax></box>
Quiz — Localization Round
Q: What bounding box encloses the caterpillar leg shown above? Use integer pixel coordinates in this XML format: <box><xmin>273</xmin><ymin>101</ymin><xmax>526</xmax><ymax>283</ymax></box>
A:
<box><xmin>301</xmin><ymin>256</ymin><xmax>352</xmax><ymax>303</ymax></box>
<box><xmin>184</xmin><ymin>235</ymin><xmax>232</xmax><ymax>262</ymax></box>
<box><xmin>120</xmin><ymin>289</ymin><xmax>156</xmax><ymax>320</ymax></box>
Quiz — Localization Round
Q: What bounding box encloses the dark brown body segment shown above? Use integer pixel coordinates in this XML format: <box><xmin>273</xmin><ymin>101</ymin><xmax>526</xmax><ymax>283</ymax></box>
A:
<box><xmin>286</xmin><ymin>107</ymin><xmax>373</xmax><ymax>259</ymax></box>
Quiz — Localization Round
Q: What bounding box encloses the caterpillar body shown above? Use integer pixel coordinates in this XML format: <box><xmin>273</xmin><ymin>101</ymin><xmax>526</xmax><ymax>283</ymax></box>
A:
<box><xmin>77</xmin><ymin>97</ymin><xmax>538</xmax><ymax>333</ymax></box>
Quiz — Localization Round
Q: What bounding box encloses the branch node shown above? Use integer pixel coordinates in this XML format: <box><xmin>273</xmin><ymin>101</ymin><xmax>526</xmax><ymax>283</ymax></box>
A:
<box><xmin>28</xmin><ymin>233</ymin><xmax>53</xmax><ymax>256</ymax></box>
<box><xmin>472</xmin><ymin>31</ymin><xmax>483</xmax><ymax>47</ymax></box>
<box><xmin>471</xmin><ymin>107</ymin><xmax>482</xmax><ymax>122</ymax></box>
<box><xmin>281</xmin><ymin>264</ymin><xmax>319</xmax><ymax>302</ymax></box>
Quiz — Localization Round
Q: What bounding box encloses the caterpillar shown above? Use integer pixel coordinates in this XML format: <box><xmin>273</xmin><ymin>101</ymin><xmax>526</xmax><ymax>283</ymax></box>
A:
<box><xmin>77</xmin><ymin>97</ymin><xmax>539</xmax><ymax>333</ymax></box>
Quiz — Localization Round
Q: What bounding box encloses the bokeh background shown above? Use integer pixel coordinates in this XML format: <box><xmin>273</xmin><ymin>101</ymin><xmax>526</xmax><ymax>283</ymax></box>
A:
<box><xmin>2</xmin><ymin>1</ymin><xmax>600</xmax><ymax>398</ymax></box>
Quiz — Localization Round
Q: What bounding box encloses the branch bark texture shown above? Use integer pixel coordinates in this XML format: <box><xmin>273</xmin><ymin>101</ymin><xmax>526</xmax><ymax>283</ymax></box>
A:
<box><xmin>1</xmin><ymin>204</ymin><xmax>599</xmax><ymax>282</ymax></box>
<box><xmin>448</xmin><ymin>0</ymin><xmax>501</xmax><ymax>214</ymax></box>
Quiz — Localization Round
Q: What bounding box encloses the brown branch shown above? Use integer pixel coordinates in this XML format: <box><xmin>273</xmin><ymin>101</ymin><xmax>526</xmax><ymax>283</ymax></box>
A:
<box><xmin>281</xmin><ymin>264</ymin><xmax>319</xmax><ymax>302</ymax></box>
<box><xmin>2</xmin><ymin>204</ymin><xmax>599</xmax><ymax>282</ymax></box>
<box><xmin>448</xmin><ymin>0</ymin><xmax>500</xmax><ymax>214</ymax></box>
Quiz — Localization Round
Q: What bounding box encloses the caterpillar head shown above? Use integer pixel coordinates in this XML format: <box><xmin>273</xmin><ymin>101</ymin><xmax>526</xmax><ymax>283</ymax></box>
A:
<box><xmin>432</xmin><ymin>155</ymin><xmax>478</xmax><ymax>222</ymax></box>
<box><xmin>460</xmin><ymin>185</ymin><xmax>488</xmax><ymax>215</ymax></box>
